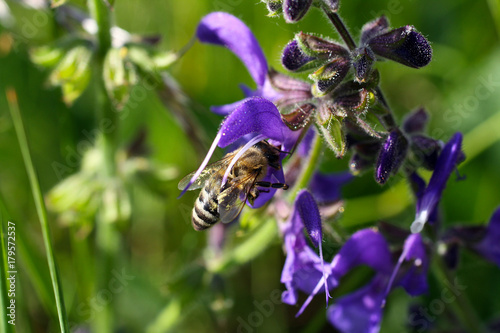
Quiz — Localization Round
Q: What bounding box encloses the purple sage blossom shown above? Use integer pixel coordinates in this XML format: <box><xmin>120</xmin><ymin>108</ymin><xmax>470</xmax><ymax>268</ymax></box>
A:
<box><xmin>196</xmin><ymin>12</ymin><xmax>282</xmax><ymax>116</ymax></box>
<box><xmin>411</xmin><ymin>133</ymin><xmax>464</xmax><ymax>233</ymax></box>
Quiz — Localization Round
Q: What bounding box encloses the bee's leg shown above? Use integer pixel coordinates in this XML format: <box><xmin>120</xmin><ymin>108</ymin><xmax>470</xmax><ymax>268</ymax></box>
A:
<box><xmin>255</xmin><ymin>181</ymin><xmax>289</xmax><ymax>190</ymax></box>
<box><xmin>247</xmin><ymin>188</ymin><xmax>260</xmax><ymax>205</ymax></box>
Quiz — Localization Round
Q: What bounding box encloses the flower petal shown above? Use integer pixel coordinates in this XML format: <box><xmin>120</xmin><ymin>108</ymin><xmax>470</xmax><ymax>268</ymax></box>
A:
<box><xmin>327</xmin><ymin>276</ymin><xmax>385</xmax><ymax>333</ymax></box>
<box><xmin>331</xmin><ymin>229</ymin><xmax>393</xmax><ymax>278</ymax></box>
<box><xmin>218</xmin><ymin>97</ymin><xmax>295</xmax><ymax>148</ymax></box>
<box><xmin>197</xmin><ymin>12</ymin><xmax>268</xmax><ymax>86</ymax></box>
<box><xmin>397</xmin><ymin>234</ymin><xmax>429</xmax><ymax>296</ymax></box>
<box><xmin>375</xmin><ymin>130</ymin><xmax>408</xmax><ymax>185</ymax></box>
<box><xmin>411</xmin><ymin>133</ymin><xmax>464</xmax><ymax>233</ymax></box>
<box><xmin>295</xmin><ymin>190</ymin><xmax>322</xmax><ymax>247</ymax></box>
<box><xmin>472</xmin><ymin>206</ymin><xmax>500</xmax><ymax>267</ymax></box>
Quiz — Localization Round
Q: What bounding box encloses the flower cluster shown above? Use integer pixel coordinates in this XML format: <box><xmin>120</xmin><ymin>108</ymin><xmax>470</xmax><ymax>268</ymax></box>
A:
<box><xmin>183</xmin><ymin>3</ymin><xmax>499</xmax><ymax>332</ymax></box>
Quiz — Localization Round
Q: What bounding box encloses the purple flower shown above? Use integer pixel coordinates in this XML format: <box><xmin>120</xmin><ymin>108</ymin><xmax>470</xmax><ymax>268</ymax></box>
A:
<box><xmin>470</xmin><ymin>208</ymin><xmax>500</xmax><ymax>266</ymax></box>
<box><xmin>410</xmin><ymin>133</ymin><xmax>464</xmax><ymax>233</ymax></box>
<box><xmin>196</xmin><ymin>12</ymin><xmax>283</xmax><ymax>116</ymax></box>
<box><xmin>179</xmin><ymin>97</ymin><xmax>296</xmax><ymax>202</ymax></box>
<box><xmin>281</xmin><ymin>190</ymin><xmax>332</xmax><ymax>305</ymax></box>
<box><xmin>375</xmin><ymin>129</ymin><xmax>408</xmax><ymax>184</ymax></box>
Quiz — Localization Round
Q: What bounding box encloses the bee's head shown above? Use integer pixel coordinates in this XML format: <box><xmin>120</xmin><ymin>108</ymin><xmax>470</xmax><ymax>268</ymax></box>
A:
<box><xmin>255</xmin><ymin>141</ymin><xmax>282</xmax><ymax>169</ymax></box>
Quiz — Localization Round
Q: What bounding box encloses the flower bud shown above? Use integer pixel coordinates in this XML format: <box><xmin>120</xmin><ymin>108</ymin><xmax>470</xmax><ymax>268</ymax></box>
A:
<box><xmin>262</xmin><ymin>0</ymin><xmax>283</xmax><ymax>16</ymax></box>
<box><xmin>316</xmin><ymin>114</ymin><xmax>346</xmax><ymax>158</ymax></box>
<box><xmin>320</xmin><ymin>0</ymin><xmax>339</xmax><ymax>12</ymax></box>
<box><xmin>360</xmin><ymin>16</ymin><xmax>390</xmax><ymax>45</ymax></box>
<box><xmin>282</xmin><ymin>40</ymin><xmax>318</xmax><ymax>72</ymax></box>
<box><xmin>283</xmin><ymin>0</ymin><xmax>313</xmax><ymax>23</ymax></box>
<box><xmin>282</xmin><ymin>103</ymin><xmax>315</xmax><ymax>130</ymax></box>
<box><xmin>352</xmin><ymin>46</ymin><xmax>375</xmax><ymax>82</ymax></box>
<box><xmin>403</xmin><ymin>107</ymin><xmax>429</xmax><ymax>134</ymax></box>
<box><xmin>410</xmin><ymin>134</ymin><xmax>440</xmax><ymax>170</ymax></box>
<box><xmin>295</xmin><ymin>32</ymin><xmax>349</xmax><ymax>58</ymax></box>
<box><xmin>367</xmin><ymin>25</ymin><xmax>432</xmax><ymax>68</ymax></box>
<box><xmin>349</xmin><ymin>153</ymin><xmax>372</xmax><ymax>175</ymax></box>
<box><xmin>310</xmin><ymin>57</ymin><xmax>351</xmax><ymax>96</ymax></box>
<box><xmin>375</xmin><ymin>130</ymin><xmax>408</xmax><ymax>184</ymax></box>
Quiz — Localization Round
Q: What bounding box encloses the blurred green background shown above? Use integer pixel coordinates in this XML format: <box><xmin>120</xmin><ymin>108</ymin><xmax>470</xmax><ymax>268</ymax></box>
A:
<box><xmin>1</xmin><ymin>0</ymin><xmax>500</xmax><ymax>332</ymax></box>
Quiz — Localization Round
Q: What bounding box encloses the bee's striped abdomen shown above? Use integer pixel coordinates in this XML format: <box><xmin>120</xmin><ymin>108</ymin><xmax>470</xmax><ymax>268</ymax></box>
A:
<box><xmin>192</xmin><ymin>186</ymin><xmax>220</xmax><ymax>231</ymax></box>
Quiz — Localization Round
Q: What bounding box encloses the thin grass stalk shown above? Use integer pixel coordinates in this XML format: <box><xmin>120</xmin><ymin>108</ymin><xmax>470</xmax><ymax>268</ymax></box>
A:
<box><xmin>7</xmin><ymin>88</ymin><xmax>69</xmax><ymax>332</ymax></box>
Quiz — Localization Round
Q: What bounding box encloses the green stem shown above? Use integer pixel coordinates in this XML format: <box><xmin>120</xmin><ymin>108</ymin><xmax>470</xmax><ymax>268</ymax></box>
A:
<box><xmin>87</xmin><ymin>1</ymin><xmax>121</xmax><ymax>331</ymax></box>
<box><xmin>290</xmin><ymin>132</ymin><xmax>323</xmax><ymax>201</ymax></box>
<box><xmin>323</xmin><ymin>10</ymin><xmax>356</xmax><ymax>51</ymax></box>
<box><xmin>432</xmin><ymin>255</ymin><xmax>484</xmax><ymax>332</ymax></box>
<box><xmin>7</xmin><ymin>89</ymin><xmax>69</xmax><ymax>333</ymax></box>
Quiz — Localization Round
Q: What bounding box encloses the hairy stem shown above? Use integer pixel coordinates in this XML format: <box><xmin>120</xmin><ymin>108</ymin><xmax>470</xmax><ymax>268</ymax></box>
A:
<box><xmin>323</xmin><ymin>10</ymin><xmax>356</xmax><ymax>51</ymax></box>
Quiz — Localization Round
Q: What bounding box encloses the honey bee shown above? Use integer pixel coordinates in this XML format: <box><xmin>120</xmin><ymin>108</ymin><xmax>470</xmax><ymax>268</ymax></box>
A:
<box><xmin>178</xmin><ymin>141</ymin><xmax>289</xmax><ymax>231</ymax></box>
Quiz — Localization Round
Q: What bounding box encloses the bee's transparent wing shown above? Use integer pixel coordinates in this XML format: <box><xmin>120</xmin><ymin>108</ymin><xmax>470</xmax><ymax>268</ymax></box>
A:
<box><xmin>177</xmin><ymin>158</ymin><xmax>230</xmax><ymax>191</ymax></box>
<box><xmin>217</xmin><ymin>173</ymin><xmax>258</xmax><ymax>223</ymax></box>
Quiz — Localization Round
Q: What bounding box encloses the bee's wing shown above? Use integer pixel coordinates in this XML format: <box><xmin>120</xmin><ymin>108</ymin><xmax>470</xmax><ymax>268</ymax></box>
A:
<box><xmin>217</xmin><ymin>173</ymin><xmax>259</xmax><ymax>223</ymax></box>
<box><xmin>177</xmin><ymin>157</ymin><xmax>232</xmax><ymax>191</ymax></box>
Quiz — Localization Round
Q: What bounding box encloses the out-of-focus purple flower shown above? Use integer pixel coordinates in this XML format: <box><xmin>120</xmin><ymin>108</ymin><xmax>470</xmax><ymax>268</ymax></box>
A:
<box><xmin>410</xmin><ymin>133</ymin><xmax>464</xmax><ymax>233</ymax></box>
<box><xmin>470</xmin><ymin>208</ymin><xmax>500</xmax><ymax>266</ymax></box>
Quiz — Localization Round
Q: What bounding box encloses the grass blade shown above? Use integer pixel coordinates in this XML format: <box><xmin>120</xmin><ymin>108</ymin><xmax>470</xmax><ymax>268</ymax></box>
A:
<box><xmin>6</xmin><ymin>88</ymin><xmax>69</xmax><ymax>333</ymax></box>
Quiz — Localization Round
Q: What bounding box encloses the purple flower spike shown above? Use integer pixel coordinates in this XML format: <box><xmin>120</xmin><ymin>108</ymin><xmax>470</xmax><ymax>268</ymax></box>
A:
<box><xmin>411</xmin><ymin>133</ymin><xmax>464</xmax><ymax>233</ymax></box>
<box><xmin>282</xmin><ymin>40</ymin><xmax>317</xmax><ymax>72</ymax></box>
<box><xmin>472</xmin><ymin>207</ymin><xmax>500</xmax><ymax>267</ymax></box>
<box><xmin>367</xmin><ymin>25</ymin><xmax>432</xmax><ymax>69</ymax></box>
<box><xmin>218</xmin><ymin>97</ymin><xmax>295</xmax><ymax>149</ymax></box>
<box><xmin>328</xmin><ymin>276</ymin><xmax>386</xmax><ymax>333</ymax></box>
<box><xmin>197</xmin><ymin>12</ymin><xmax>268</xmax><ymax>87</ymax></box>
<box><xmin>283</xmin><ymin>0</ymin><xmax>313</xmax><ymax>23</ymax></box>
<box><xmin>375</xmin><ymin>130</ymin><xmax>408</xmax><ymax>185</ymax></box>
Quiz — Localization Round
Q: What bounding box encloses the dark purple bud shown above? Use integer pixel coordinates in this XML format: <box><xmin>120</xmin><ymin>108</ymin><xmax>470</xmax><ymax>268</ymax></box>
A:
<box><xmin>310</xmin><ymin>58</ymin><xmax>351</xmax><ymax>96</ymax></box>
<box><xmin>282</xmin><ymin>40</ymin><xmax>318</xmax><ymax>72</ymax></box>
<box><xmin>375</xmin><ymin>130</ymin><xmax>408</xmax><ymax>184</ymax></box>
<box><xmin>360</xmin><ymin>16</ymin><xmax>390</xmax><ymax>45</ymax></box>
<box><xmin>295</xmin><ymin>190</ymin><xmax>322</xmax><ymax>247</ymax></box>
<box><xmin>333</xmin><ymin>88</ymin><xmax>376</xmax><ymax>115</ymax></box>
<box><xmin>349</xmin><ymin>153</ymin><xmax>372</xmax><ymax>175</ymax></box>
<box><xmin>320</xmin><ymin>0</ymin><xmax>339</xmax><ymax>12</ymax></box>
<box><xmin>352</xmin><ymin>47</ymin><xmax>376</xmax><ymax>83</ymax></box>
<box><xmin>367</xmin><ymin>25</ymin><xmax>432</xmax><ymax>68</ymax></box>
<box><xmin>295</xmin><ymin>32</ymin><xmax>349</xmax><ymax>58</ymax></box>
<box><xmin>410</xmin><ymin>134</ymin><xmax>441</xmax><ymax>170</ymax></box>
<box><xmin>283</xmin><ymin>0</ymin><xmax>313</xmax><ymax>23</ymax></box>
<box><xmin>262</xmin><ymin>0</ymin><xmax>283</xmax><ymax>15</ymax></box>
<box><xmin>441</xmin><ymin>241</ymin><xmax>460</xmax><ymax>270</ymax></box>
<box><xmin>403</xmin><ymin>107</ymin><xmax>429</xmax><ymax>134</ymax></box>
<box><xmin>282</xmin><ymin>103</ymin><xmax>315</xmax><ymax>130</ymax></box>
